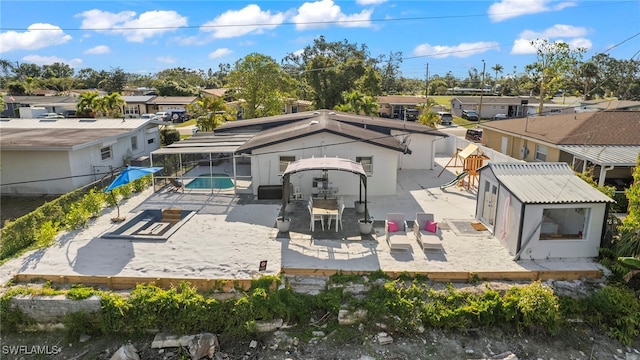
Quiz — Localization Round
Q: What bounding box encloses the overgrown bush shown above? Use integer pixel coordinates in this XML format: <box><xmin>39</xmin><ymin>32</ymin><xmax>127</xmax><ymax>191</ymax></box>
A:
<box><xmin>81</xmin><ymin>189</ymin><xmax>105</xmax><ymax>218</ymax></box>
<box><xmin>37</xmin><ymin>220</ymin><xmax>60</xmax><ymax>247</ymax></box>
<box><xmin>586</xmin><ymin>284</ymin><xmax>640</xmax><ymax>345</ymax></box>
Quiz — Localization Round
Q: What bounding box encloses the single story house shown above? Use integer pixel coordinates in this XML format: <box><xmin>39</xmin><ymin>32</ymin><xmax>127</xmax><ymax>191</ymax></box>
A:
<box><xmin>0</xmin><ymin>117</ymin><xmax>164</xmax><ymax>195</ymax></box>
<box><xmin>148</xmin><ymin>96</ymin><xmax>198</xmax><ymax>114</ymax></box>
<box><xmin>478</xmin><ymin>111</ymin><xmax>640</xmax><ymax>187</ymax></box>
<box><xmin>152</xmin><ymin>110</ymin><xmax>448</xmax><ymax>197</ymax></box>
<box><xmin>476</xmin><ymin>162</ymin><xmax>614</xmax><ymax>260</ymax></box>
<box><xmin>2</xmin><ymin>95</ymin><xmax>78</xmax><ymax>118</ymax></box>
<box><xmin>576</xmin><ymin>99</ymin><xmax>640</xmax><ymax>112</ymax></box>
<box><xmin>376</xmin><ymin>95</ymin><xmax>427</xmax><ymax>119</ymax></box>
<box><xmin>122</xmin><ymin>96</ymin><xmax>157</xmax><ymax>118</ymax></box>
<box><xmin>450</xmin><ymin>96</ymin><xmax>573</xmax><ymax>119</ymax></box>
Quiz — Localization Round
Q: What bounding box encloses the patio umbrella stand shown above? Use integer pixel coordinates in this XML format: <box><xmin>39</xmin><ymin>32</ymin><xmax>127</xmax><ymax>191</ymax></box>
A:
<box><xmin>104</xmin><ymin>166</ymin><xmax>163</xmax><ymax>222</ymax></box>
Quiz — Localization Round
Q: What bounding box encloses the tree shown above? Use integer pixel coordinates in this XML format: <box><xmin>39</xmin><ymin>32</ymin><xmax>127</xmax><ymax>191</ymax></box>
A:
<box><xmin>379</xmin><ymin>51</ymin><xmax>403</xmax><ymax>95</ymax></box>
<box><xmin>491</xmin><ymin>64</ymin><xmax>503</xmax><ymax>91</ymax></box>
<box><xmin>187</xmin><ymin>96</ymin><xmax>230</xmax><ymax>131</ymax></box>
<box><xmin>284</xmin><ymin>36</ymin><xmax>369</xmax><ymax>110</ymax></box>
<box><xmin>417</xmin><ymin>98</ymin><xmax>439</xmax><ymax>127</ymax></box>
<box><xmin>42</xmin><ymin>62</ymin><xmax>74</xmax><ymax>78</ymax></box>
<box><xmin>76</xmin><ymin>68</ymin><xmax>107</xmax><ymax>89</ymax></box>
<box><xmin>102</xmin><ymin>92</ymin><xmax>125</xmax><ymax>117</ymax></box>
<box><xmin>99</xmin><ymin>67</ymin><xmax>127</xmax><ymax>94</ymax></box>
<box><xmin>153</xmin><ymin>79</ymin><xmax>199</xmax><ymax>96</ymax></box>
<box><xmin>76</xmin><ymin>91</ymin><xmax>102</xmax><ymax>117</ymax></box>
<box><xmin>579</xmin><ymin>61</ymin><xmax>598</xmax><ymax>100</ymax></box>
<box><xmin>227</xmin><ymin>53</ymin><xmax>296</xmax><ymax>119</ymax></box>
<box><xmin>525</xmin><ymin>39</ymin><xmax>585</xmax><ymax>114</ymax></box>
<box><xmin>617</xmin><ymin>152</ymin><xmax>640</xmax><ymax>258</ymax></box>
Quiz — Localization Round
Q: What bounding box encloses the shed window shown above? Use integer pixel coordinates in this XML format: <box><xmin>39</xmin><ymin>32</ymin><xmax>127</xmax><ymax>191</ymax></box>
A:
<box><xmin>356</xmin><ymin>156</ymin><xmax>373</xmax><ymax>176</ymax></box>
<box><xmin>539</xmin><ymin>208</ymin><xmax>588</xmax><ymax>240</ymax></box>
<box><xmin>279</xmin><ymin>156</ymin><xmax>295</xmax><ymax>174</ymax></box>
<box><xmin>131</xmin><ymin>136</ymin><xmax>138</xmax><ymax>151</ymax></box>
<box><xmin>100</xmin><ymin>146</ymin><xmax>112</xmax><ymax>160</ymax></box>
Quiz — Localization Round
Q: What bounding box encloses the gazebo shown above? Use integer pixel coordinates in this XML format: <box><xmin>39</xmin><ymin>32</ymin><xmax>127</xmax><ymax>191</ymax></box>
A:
<box><xmin>279</xmin><ymin>157</ymin><xmax>369</xmax><ymax>222</ymax></box>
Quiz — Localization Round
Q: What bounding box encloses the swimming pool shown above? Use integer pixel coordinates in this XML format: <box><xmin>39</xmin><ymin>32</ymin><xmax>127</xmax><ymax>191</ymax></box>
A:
<box><xmin>185</xmin><ymin>174</ymin><xmax>234</xmax><ymax>189</ymax></box>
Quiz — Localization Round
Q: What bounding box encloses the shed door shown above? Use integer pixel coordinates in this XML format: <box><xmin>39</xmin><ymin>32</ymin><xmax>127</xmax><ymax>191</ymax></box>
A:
<box><xmin>480</xmin><ymin>180</ymin><xmax>498</xmax><ymax>228</ymax></box>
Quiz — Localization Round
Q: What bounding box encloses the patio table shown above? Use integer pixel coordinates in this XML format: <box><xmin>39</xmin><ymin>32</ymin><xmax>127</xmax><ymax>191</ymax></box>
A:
<box><xmin>312</xmin><ymin>199</ymin><xmax>339</xmax><ymax>232</ymax></box>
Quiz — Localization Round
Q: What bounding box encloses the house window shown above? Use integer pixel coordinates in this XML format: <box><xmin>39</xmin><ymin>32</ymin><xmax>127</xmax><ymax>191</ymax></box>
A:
<box><xmin>356</xmin><ymin>156</ymin><xmax>373</xmax><ymax>176</ymax></box>
<box><xmin>539</xmin><ymin>208</ymin><xmax>588</xmax><ymax>240</ymax></box>
<box><xmin>100</xmin><ymin>146</ymin><xmax>112</xmax><ymax>160</ymax></box>
<box><xmin>131</xmin><ymin>136</ymin><xmax>138</xmax><ymax>151</ymax></box>
<box><xmin>535</xmin><ymin>145</ymin><xmax>547</xmax><ymax>161</ymax></box>
<box><xmin>147</xmin><ymin>138</ymin><xmax>155</xmax><ymax>144</ymax></box>
<box><xmin>124</xmin><ymin>105</ymin><xmax>139</xmax><ymax>116</ymax></box>
<box><xmin>279</xmin><ymin>156</ymin><xmax>295</xmax><ymax>174</ymax></box>
<box><xmin>292</xmin><ymin>105</ymin><xmax>298</xmax><ymax>113</ymax></box>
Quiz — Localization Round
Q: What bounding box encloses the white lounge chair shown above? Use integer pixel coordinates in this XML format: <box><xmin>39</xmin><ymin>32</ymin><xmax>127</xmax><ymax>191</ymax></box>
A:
<box><xmin>414</xmin><ymin>212</ymin><xmax>444</xmax><ymax>251</ymax></box>
<box><xmin>385</xmin><ymin>213</ymin><xmax>412</xmax><ymax>251</ymax></box>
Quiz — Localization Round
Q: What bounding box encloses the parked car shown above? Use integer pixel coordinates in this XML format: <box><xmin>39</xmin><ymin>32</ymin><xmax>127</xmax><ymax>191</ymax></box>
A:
<box><xmin>154</xmin><ymin>112</ymin><xmax>171</xmax><ymax>121</ymax></box>
<box><xmin>37</xmin><ymin>113</ymin><xmax>65</xmax><ymax>119</ymax></box>
<box><xmin>140</xmin><ymin>114</ymin><xmax>155</xmax><ymax>120</ymax></box>
<box><xmin>437</xmin><ymin>111</ymin><xmax>453</xmax><ymax>125</ymax></box>
<box><xmin>465</xmin><ymin>128</ymin><xmax>483</xmax><ymax>142</ymax></box>
<box><xmin>493</xmin><ymin>113</ymin><xmax>508</xmax><ymax>120</ymax></box>
<box><xmin>461</xmin><ymin>110</ymin><xmax>479</xmax><ymax>121</ymax></box>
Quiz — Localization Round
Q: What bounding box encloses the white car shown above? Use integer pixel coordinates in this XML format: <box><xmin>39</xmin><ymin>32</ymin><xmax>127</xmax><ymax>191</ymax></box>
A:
<box><xmin>140</xmin><ymin>114</ymin><xmax>156</xmax><ymax>120</ymax></box>
<box><xmin>37</xmin><ymin>113</ymin><xmax>65</xmax><ymax>119</ymax></box>
<box><xmin>493</xmin><ymin>114</ymin><xmax>508</xmax><ymax>120</ymax></box>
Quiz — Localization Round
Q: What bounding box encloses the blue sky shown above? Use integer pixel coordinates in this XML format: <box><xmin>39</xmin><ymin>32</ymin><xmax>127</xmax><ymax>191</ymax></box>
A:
<box><xmin>1</xmin><ymin>0</ymin><xmax>639</xmax><ymax>80</ymax></box>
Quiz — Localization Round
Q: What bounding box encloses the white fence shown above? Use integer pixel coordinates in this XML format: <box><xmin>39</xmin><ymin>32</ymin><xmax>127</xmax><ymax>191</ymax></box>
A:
<box><xmin>435</xmin><ymin>134</ymin><xmax>522</xmax><ymax>164</ymax></box>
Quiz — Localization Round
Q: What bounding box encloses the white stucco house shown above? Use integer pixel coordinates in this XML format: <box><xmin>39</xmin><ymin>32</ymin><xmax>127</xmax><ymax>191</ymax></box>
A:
<box><xmin>215</xmin><ymin>110</ymin><xmax>449</xmax><ymax>197</ymax></box>
<box><xmin>0</xmin><ymin>117</ymin><xmax>164</xmax><ymax>195</ymax></box>
<box><xmin>476</xmin><ymin>162</ymin><xmax>614</xmax><ymax>260</ymax></box>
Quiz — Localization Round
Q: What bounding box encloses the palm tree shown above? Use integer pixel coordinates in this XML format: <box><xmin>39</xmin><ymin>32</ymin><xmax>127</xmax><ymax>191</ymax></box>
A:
<box><xmin>187</xmin><ymin>95</ymin><xmax>230</xmax><ymax>131</ymax></box>
<box><xmin>102</xmin><ymin>92</ymin><xmax>125</xmax><ymax>117</ymax></box>
<box><xmin>360</xmin><ymin>96</ymin><xmax>379</xmax><ymax>116</ymax></box>
<box><xmin>491</xmin><ymin>64</ymin><xmax>504</xmax><ymax>92</ymax></box>
<box><xmin>417</xmin><ymin>98</ymin><xmax>439</xmax><ymax>127</ymax></box>
<box><xmin>342</xmin><ymin>90</ymin><xmax>365</xmax><ymax>114</ymax></box>
<box><xmin>76</xmin><ymin>91</ymin><xmax>101</xmax><ymax>117</ymax></box>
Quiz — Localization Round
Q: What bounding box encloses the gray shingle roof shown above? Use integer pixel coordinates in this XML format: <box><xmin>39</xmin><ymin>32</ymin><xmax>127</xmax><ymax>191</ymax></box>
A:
<box><xmin>483</xmin><ymin>162</ymin><xmax>614</xmax><ymax>204</ymax></box>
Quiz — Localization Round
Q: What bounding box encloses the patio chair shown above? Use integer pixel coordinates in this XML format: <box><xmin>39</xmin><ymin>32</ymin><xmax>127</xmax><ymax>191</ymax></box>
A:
<box><xmin>414</xmin><ymin>213</ymin><xmax>444</xmax><ymax>251</ymax></box>
<box><xmin>385</xmin><ymin>213</ymin><xmax>412</xmax><ymax>251</ymax></box>
<box><xmin>169</xmin><ymin>178</ymin><xmax>183</xmax><ymax>192</ymax></box>
<box><xmin>308</xmin><ymin>203</ymin><xmax>325</xmax><ymax>231</ymax></box>
<box><xmin>328</xmin><ymin>203</ymin><xmax>346</xmax><ymax>231</ymax></box>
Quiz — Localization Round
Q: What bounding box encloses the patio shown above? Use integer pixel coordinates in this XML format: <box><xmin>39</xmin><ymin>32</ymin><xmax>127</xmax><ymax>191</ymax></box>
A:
<box><xmin>1</xmin><ymin>156</ymin><xmax>604</xmax><ymax>287</ymax></box>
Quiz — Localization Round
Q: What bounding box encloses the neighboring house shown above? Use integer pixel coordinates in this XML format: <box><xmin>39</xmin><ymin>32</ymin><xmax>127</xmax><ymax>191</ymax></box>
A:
<box><xmin>376</xmin><ymin>95</ymin><xmax>426</xmax><ymax>119</ymax></box>
<box><xmin>0</xmin><ymin>118</ymin><xmax>164</xmax><ymax>195</ymax></box>
<box><xmin>148</xmin><ymin>96</ymin><xmax>197</xmax><ymax>114</ymax></box>
<box><xmin>284</xmin><ymin>99</ymin><xmax>313</xmax><ymax>114</ymax></box>
<box><xmin>476</xmin><ymin>162</ymin><xmax>613</xmax><ymax>260</ymax></box>
<box><xmin>450</xmin><ymin>96</ymin><xmax>572</xmax><ymax>119</ymax></box>
<box><xmin>2</xmin><ymin>95</ymin><xmax>78</xmax><ymax>118</ymax></box>
<box><xmin>160</xmin><ymin>110</ymin><xmax>447</xmax><ymax>197</ymax></box>
<box><xmin>122</xmin><ymin>96</ymin><xmax>157</xmax><ymax>118</ymax></box>
<box><xmin>201</xmin><ymin>88</ymin><xmax>229</xmax><ymax>100</ymax></box>
<box><xmin>576</xmin><ymin>99</ymin><xmax>640</xmax><ymax>112</ymax></box>
<box><xmin>478</xmin><ymin>111</ymin><xmax>640</xmax><ymax>186</ymax></box>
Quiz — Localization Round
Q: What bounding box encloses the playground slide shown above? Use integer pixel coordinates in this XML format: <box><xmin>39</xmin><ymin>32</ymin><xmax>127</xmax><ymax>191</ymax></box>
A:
<box><xmin>439</xmin><ymin>172</ymin><xmax>468</xmax><ymax>189</ymax></box>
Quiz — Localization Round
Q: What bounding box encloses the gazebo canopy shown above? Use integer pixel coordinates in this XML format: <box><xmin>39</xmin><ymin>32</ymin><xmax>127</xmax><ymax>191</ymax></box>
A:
<box><xmin>282</xmin><ymin>157</ymin><xmax>366</xmax><ymax>177</ymax></box>
<box><xmin>280</xmin><ymin>157</ymin><xmax>369</xmax><ymax>221</ymax></box>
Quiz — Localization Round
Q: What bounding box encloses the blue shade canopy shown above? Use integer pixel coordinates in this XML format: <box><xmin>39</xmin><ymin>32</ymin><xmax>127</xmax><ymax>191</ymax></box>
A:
<box><xmin>104</xmin><ymin>166</ymin><xmax>163</xmax><ymax>193</ymax></box>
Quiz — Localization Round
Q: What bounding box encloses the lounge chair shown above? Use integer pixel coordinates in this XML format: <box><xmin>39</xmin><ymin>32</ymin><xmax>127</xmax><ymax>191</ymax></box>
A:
<box><xmin>385</xmin><ymin>213</ymin><xmax>412</xmax><ymax>251</ymax></box>
<box><xmin>414</xmin><ymin>212</ymin><xmax>444</xmax><ymax>251</ymax></box>
<box><xmin>169</xmin><ymin>178</ymin><xmax>183</xmax><ymax>192</ymax></box>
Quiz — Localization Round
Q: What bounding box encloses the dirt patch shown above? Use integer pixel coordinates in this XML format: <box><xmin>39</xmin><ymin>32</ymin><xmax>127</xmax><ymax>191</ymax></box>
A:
<box><xmin>1</xmin><ymin>323</ymin><xmax>637</xmax><ymax>360</ymax></box>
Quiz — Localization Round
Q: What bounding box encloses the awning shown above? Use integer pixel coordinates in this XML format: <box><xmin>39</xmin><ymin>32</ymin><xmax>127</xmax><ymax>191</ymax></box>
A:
<box><xmin>283</xmin><ymin>157</ymin><xmax>366</xmax><ymax>177</ymax></box>
<box><xmin>558</xmin><ymin>145</ymin><xmax>640</xmax><ymax>167</ymax></box>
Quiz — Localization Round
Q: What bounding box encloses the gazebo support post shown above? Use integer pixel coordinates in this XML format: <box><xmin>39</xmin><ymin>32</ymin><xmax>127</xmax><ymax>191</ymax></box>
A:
<box><xmin>363</xmin><ymin>175</ymin><xmax>369</xmax><ymax>222</ymax></box>
<box><xmin>280</xmin><ymin>173</ymin><xmax>291</xmax><ymax>219</ymax></box>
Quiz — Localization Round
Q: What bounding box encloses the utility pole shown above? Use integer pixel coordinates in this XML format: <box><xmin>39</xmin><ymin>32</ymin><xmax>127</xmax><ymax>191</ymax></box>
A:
<box><xmin>478</xmin><ymin>59</ymin><xmax>486</xmax><ymax>120</ymax></box>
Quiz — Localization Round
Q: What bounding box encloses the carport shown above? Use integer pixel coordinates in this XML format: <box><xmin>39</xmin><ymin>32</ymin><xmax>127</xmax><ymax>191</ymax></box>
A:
<box><xmin>280</xmin><ymin>157</ymin><xmax>369</xmax><ymax>221</ymax></box>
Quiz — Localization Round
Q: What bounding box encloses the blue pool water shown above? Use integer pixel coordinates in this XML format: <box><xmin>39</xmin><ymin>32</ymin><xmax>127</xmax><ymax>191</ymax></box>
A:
<box><xmin>185</xmin><ymin>174</ymin><xmax>234</xmax><ymax>189</ymax></box>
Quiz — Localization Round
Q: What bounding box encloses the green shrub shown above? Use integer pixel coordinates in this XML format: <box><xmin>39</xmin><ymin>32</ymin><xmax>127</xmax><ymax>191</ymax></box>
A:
<box><xmin>503</xmin><ymin>281</ymin><xmax>560</xmax><ymax>334</ymax></box>
<box><xmin>0</xmin><ymin>294</ymin><xmax>35</xmax><ymax>333</ymax></box>
<box><xmin>81</xmin><ymin>188</ymin><xmax>104</xmax><ymax>217</ymax></box>
<box><xmin>586</xmin><ymin>285</ymin><xmax>640</xmax><ymax>345</ymax></box>
<box><xmin>37</xmin><ymin>220</ymin><xmax>60</xmax><ymax>247</ymax></box>
<box><xmin>65</xmin><ymin>203</ymin><xmax>91</xmax><ymax>230</ymax></box>
<box><xmin>66</xmin><ymin>284</ymin><xmax>96</xmax><ymax>300</ymax></box>
<box><xmin>132</xmin><ymin>176</ymin><xmax>150</xmax><ymax>193</ymax></box>
<box><xmin>63</xmin><ymin>311</ymin><xmax>104</xmax><ymax>340</ymax></box>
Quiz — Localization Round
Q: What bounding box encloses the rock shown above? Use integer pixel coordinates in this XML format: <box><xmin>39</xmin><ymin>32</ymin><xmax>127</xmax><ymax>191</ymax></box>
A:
<box><xmin>312</xmin><ymin>331</ymin><xmax>325</xmax><ymax>337</ymax></box>
<box><xmin>292</xmin><ymin>337</ymin><xmax>299</xmax><ymax>347</ymax></box>
<box><xmin>417</xmin><ymin>325</ymin><xmax>425</xmax><ymax>333</ymax></box>
<box><xmin>110</xmin><ymin>344</ymin><xmax>139</xmax><ymax>360</ymax></box>
<box><xmin>338</xmin><ymin>309</ymin><xmax>368</xmax><ymax>325</ymax></box>
<box><xmin>358</xmin><ymin>323</ymin><xmax>365</xmax><ymax>332</ymax></box>
<box><xmin>188</xmin><ymin>333</ymin><xmax>219</xmax><ymax>360</ymax></box>
<box><xmin>255</xmin><ymin>318</ymin><xmax>284</xmax><ymax>332</ymax></box>
<box><xmin>249</xmin><ymin>340</ymin><xmax>258</xmax><ymax>349</ymax></box>
<box><xmin>466</xmin><ymin>349</ymin><xmax>474</xmax><ymax>354</ymax></box>
<box><xmin>377</xmin><ymin>332</ymin><xmax>393</xmax><ymax>345</ymax></box>
<box><xmin>360</xmin><ymin>355</ymin><xmax>376</xmax><ymax>360</ymax></box>
<box><xmin>490</xmin><ymin>351</ymin><xmax>518</xmax><ymax>359</ymax></box>
<box><xmin>79</xmin><ymin>334</ymin><xmax>91</xmax><ymax>343</ymax></box>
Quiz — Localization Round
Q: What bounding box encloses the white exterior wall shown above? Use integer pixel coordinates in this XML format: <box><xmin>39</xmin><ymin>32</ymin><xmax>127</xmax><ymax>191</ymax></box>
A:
<box><xmin>0</xmin><ymin>150</ymin><xmax>73</xmax><ymax>194</ymax></box>
<box><xmin>518</xmin><ymin>203</ymin><xmax>606</xmax><ymax>260</ymax></box>
<box><xmin>250</xmin><ymin>133</ymin><xmax>399</xmax><ymax>196</ymax></box>
<box><xmin>0</xmin><ymin>126</ymin><xmax>160</xmax><ymax>195</ymax></box>
<box><xmin>395</xmin><ymin>131</ymin><xmax>440</xmax><ymax>170</ymax></box>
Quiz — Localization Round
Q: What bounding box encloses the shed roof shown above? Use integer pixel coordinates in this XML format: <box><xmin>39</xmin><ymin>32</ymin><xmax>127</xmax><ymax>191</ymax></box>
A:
<box><xmin>481</xmin><ymin>162</ymin><xmax>614</xmax><ymax>204</ymax></box>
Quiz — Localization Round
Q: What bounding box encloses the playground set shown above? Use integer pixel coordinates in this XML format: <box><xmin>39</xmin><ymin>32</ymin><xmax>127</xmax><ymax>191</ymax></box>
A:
<box><xmin>438</xmin><ymin>143</ymin><xmax>489</xmax><ymax>190</ymax></box>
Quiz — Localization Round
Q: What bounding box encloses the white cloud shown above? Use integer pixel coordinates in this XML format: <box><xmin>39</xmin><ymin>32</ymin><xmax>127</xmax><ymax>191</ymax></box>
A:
<box><xmin>292</xmin><ymin>0</ymin><xmax>373</xmax><ymax>30</ymax></box>
<box><xmin>84</xmin><ymin>45</ymin><xmax>110</xmax><ymax>54</ymax></box>
<box><xmin>0</xmin><ymin>23</ymin><xmax>71</xmax><ymax>52</ymax></box>
<box><xmin>208</xmin><ymin>48</ymin><xmax>233</xmax><ymax>59</ymax></box>
<box><xmin>75</xmin><ymin>9</ymin><xmax>188</xmax><ymax>42</ymax></box>
<box><xmin>488</xmin><ymin>0</ymin><xmax>576</xmax><ymax>22</ymax></box>
<box><xmin>201</xmin><ymin>5</ymin><xmax>285</xmax><ymax>39</ymax></box>
<box><xmin>412</xmin><ymin>41</ymin><xmax>499</xmax><ymax>58</ymax></box>
<box><xmin>511</xmin><ymin>24</ymin><xmax>591</xmax><ymax>54</ymax></box>
<box><xmin>156</xmin><ymin>56</ymin><xmax>176</xmax><ymax>64</ymax></box>
<box><xmin>22</xmin><ymin>55</ymin><xmax>82</xmax><ymax>68</ymax></box>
